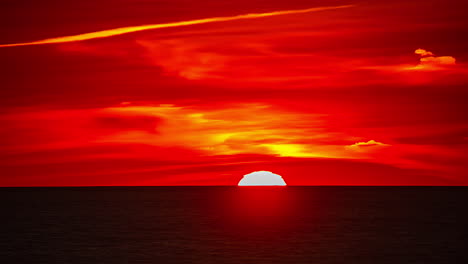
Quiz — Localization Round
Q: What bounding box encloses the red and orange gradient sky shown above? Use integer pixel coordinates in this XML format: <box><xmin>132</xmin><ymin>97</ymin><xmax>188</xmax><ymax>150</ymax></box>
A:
<box><xmin>1</xmin><ymin>0</ymin><xmax>467</xmax><ymax>186</ymax></box>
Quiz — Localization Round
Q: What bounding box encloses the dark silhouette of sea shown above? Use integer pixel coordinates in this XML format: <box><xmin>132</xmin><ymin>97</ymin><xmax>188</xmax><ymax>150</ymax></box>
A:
<box><xmin>0</xmin><ymin>187</ymin><xmax>466</xmax><ymax>263</ymax></box>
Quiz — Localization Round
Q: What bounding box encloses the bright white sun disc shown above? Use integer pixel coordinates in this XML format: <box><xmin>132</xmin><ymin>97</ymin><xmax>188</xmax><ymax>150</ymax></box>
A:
<box><xmin>238</xmin><ymin>171</ymin><xmax>287</xmax><ymax>186</ymax></box>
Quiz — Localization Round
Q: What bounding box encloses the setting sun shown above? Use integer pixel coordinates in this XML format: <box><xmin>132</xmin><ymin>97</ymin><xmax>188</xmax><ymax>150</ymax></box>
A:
<box><xmin>238</xmin><ymin>171</ymin><xmax>287</xmax><ymax>186</ymax></box>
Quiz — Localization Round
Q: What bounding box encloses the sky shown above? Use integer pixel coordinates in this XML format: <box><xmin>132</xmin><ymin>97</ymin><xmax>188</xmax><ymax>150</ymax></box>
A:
<box><xmin>1</xmin><ymin>0</ymin><xmax>467</xmax><ymax>186</ymax></box>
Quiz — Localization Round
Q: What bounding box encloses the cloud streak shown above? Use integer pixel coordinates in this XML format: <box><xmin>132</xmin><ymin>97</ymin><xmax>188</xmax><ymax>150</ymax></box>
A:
<box><xmin>0</xmin><ymin>5</ymin><xmax>353</xmax><ymax>48</ymax></box>
<box><xmin>347</xmin><ymin>140</ymin><xmax>390</xmax><ymax>149</ymax></box>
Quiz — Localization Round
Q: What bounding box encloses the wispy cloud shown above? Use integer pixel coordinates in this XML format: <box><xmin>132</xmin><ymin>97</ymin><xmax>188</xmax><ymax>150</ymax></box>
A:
<box><xmin>0</xmin><ymin>5</ymin><xmax>353</xmax><ymax>48</ymax></box>
<box><xmin>346</xmin><ymin>140</ymin><xmax>390</xmax><ymax>150</ymax></box>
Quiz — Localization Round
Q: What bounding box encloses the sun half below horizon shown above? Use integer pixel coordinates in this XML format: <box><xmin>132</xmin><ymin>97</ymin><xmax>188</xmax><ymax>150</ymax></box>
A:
<box><xmin>238</xmin><ymin>171</ymin><xmax>287</xmax><ymax>186</ymax></box>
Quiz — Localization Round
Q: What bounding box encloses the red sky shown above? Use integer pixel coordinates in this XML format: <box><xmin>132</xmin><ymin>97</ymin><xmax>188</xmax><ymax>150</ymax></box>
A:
<box><xmin>1</xmin><ymin>0</ymin><xmax>467</xmax><ymax>186</ymax></box>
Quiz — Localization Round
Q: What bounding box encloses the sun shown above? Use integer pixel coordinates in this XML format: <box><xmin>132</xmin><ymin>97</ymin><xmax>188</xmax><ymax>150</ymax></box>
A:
<box><xmin>238</xmin><ymin>171</ymin><xmax>287</xmax><ymax>186</ymax></box>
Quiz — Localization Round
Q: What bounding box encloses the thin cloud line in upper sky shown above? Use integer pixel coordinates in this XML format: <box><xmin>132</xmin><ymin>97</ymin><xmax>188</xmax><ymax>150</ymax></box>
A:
<box><xmin>0</xmin><ymin>4</ymin><xmax>354</xmax><ymax>48</ymax></box>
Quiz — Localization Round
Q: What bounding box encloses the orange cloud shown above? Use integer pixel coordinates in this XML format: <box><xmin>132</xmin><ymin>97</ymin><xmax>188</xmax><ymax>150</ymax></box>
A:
<box><xmin>138</xmin><ymin>39</ymin><xmax>228</xmax><ymax>80</ymax></box>
<box><xmin>414</xmin><ymin>48</ymin><xmax>434</xmax><ymax>57</ymax></box>
<box><xmin>346</xmin><ymin>140</ymin><xmax>390</xmax><ymax>151</ymax></box>
<box><xmin>420</xmin><ymin>56</ymin><xmax>456</xmax><ymax>66</ymax></box>
<box><xmin>412</xmin><ymin>48</ymin><xmax>456</xmax><ymax>70</ymax></box>
<box><xmin>0</xmin><ymin>5</ymin><xmax>353</xmax><ymax>48</ymax></box>
<box><xmin>365</xmin><ymin>49</ymin><xmax>457</xmax><ymax>72</ymax></box>
<box><xmin>359</xmin><ymin>49</ymin><xmax>464</xmax><ymax>86</ymax></box>
<box><xmin>99</xmin><ymin>103</ymin><xmax>353</xmax><ymax>159</ymax></box>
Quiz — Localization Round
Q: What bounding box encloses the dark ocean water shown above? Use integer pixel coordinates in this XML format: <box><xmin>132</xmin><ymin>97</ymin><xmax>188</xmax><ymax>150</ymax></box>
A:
<box><xmin>0</xmin><ymin>187</ymin><xmax>466</xmax><ymax>263</ymax></box>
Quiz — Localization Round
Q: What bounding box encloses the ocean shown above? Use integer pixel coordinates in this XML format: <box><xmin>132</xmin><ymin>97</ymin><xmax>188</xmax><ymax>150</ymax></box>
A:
<box><xmin>0</xmin><ymin>187</ymin><xmax>466</xmax><ymax>263</ymax></box>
